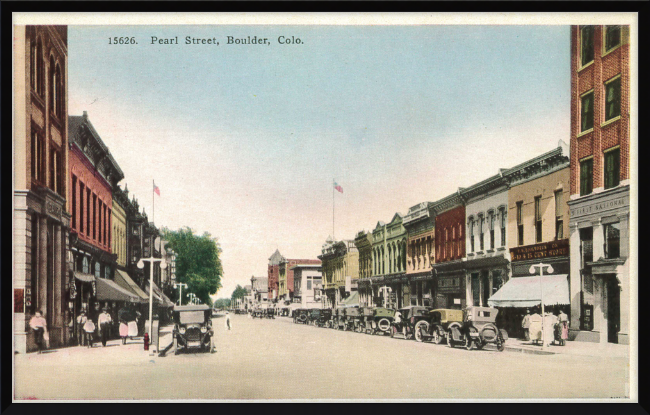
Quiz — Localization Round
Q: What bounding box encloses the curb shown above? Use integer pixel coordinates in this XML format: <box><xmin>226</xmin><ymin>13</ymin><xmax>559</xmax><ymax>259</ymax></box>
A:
<box><xmin>504</xmin><ymin>346</ymin><xmax>555</xmax><ymax>356</ymax></box>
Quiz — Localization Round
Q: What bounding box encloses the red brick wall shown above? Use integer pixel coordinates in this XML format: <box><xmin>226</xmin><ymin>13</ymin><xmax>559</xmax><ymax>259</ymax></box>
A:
<box><xmin>267</xmin><ymin>264</ymin><xmax>279</xmax><ymax>299</ymax></box>
<box><xmin>68</xmin><ymin>145</ymin><xmax>112</xmax><ymax>253</ymax></box>
<box><xmin>570</xmin><ymin>25</ymin><xmax>630</xmax><ymax>195</ymax></box>
<box><xmin>285</xmin><ymin>259</ymin><xmax>321</xmax><ymax>294</ymax></box>
<box><xmin>435</xmin><ymin>205</ymin><xmax>466</xmax><ymax>263</ymax></box>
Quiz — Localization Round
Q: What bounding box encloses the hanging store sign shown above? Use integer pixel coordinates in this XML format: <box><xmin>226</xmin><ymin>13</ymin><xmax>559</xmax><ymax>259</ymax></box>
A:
<box><xmin>510</xmin><ymin>239</ymin><xmax>569</xmax><ymax>262</ymax></box>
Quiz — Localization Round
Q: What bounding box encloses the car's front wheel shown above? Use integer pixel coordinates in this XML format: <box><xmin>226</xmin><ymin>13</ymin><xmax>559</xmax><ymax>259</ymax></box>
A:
<box><xmin>415</xmin><ymin>321</ymin><xmax>429</xmax><ymax>342</ymax></box>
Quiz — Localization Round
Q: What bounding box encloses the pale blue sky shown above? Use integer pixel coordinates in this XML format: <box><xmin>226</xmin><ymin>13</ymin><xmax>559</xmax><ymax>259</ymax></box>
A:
<box><xmin>68</xmin><ymin>25</ymin><xmax>570</xmax><ymax>298</ymax></box>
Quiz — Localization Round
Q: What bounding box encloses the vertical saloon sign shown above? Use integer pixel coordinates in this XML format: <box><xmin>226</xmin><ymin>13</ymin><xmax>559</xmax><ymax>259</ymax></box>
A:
<box><xmin>510</xmin><ymin>239</ymin><xmax>569</xmax><ymax>262</ymax></box>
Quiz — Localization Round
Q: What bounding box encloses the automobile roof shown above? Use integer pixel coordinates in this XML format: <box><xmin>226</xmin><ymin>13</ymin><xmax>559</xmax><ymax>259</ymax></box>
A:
<box><xmin>173</xmin><ymin>305</ymin><xmax>210</xmax><ymax>312</ymax></box>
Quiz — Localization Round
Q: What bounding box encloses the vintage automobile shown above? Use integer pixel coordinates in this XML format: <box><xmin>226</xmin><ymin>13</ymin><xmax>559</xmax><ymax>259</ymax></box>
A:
<box><xmin>293</xmin><ymin>308</ymin><xmax>310</xmax><ymax>324</ymax></box>
<box><xmin>343</xmin><ymin>307</ymin><xmax>362</xmax><ymax>332</ymax></box>
<box><xmin>447</xmin><ymin>306</ymin><xmax>508</xmax><ymax>351</ymax></box>
<box><xmin>390</xmin><ymin>306</ymin><xmax>431</xmax><ymax>340</ymax></box>
<box><xmin>335</xmin><ymin>307</ymin><xmax>347</xmax><ymax>330</ymax></box>
<box><xmin>416</xmin><ymin>308</ymin><xmax>464</xmax><ymax>344</ymax></box>
<box><xmin>309</xmin><ymin>308</ymin><xmax>323</xmax><ymax>325</ymax></box>
<box><xmin>172</xmin><ymin>305</ymin><xmax>214</xmax><ymax>354</ymax></box>
<box><xmin>370</xmin><ymin>307</ymin><xmax>396</xmax><ymax>335</ymax></box>
<box><xmin>359</xmin><ymin>307</ymin><xmax>375</xmax><ymax>334</ymax></box>
<box><xmin>316</xmin><ymin>308</ymin><xmax>333</xmax><ymax>327</ymax></box>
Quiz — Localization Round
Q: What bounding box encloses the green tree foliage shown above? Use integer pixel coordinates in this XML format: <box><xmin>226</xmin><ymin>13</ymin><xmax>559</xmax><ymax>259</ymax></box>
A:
<box><xmin>162</xmin><ymin>227</ymin><xmax>223</xmax><ymax>306</ymax></box>
<box><xmin>231</xmin><ymin>285</ymin><xmax>247</xmax><ymax>303</ymax></box>
<box><xmin>213</xmin><ymin>298</ymin><xmax>231</xmax><ymax>309</ymax></box>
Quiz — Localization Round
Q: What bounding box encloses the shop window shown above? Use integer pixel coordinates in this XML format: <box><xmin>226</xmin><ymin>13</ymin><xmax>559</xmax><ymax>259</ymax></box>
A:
<box><xmin>534</xmin><ymin>196</ymin><xmax>542</xmax><ymax>243</ymax></box>
<box><xmin>605</xmin><ymin>77</ymin><xmax>621</xmax><ymax>122</ymax></box>
<box><xmin>500</xmin><ymin>208</ymin><xmax>506</xmax><ymax>247</ymax></box>
<box><xmin>516</xmin><ymin>201</ymin><xmax>524</xmax><ymax>246</ymax></box>
<box><xmin>580</xmin><ymin>158</ymin><xmax>593</xmax><ymax>196</ymax></box>
<box><xmin>555</xmin><ymin>190</ymin><xmax>564</xmax><ymax>240</ymax></box>
<box><xmin>605</xmin><ymin>25</ymin><xmax>621</xmax><ymax>52</ymax></box>
<box><xmin>581</xmin><ymin>91</ymin><xmax>594</xmax><ymax>132</ymax></box>
<box><xmin>604</xmin><ymin>223</ymin><xmax>621</xmax><ymax>259</ymax></box>
<box><xmin>580</xmin><ymin>25</ymin><xmax>594</xmax><ymax>67</ymax></box>
<box><xmin>604</xmin><ymin>148</ymin><xmax>620</xmax><ymax>190</ymax></box>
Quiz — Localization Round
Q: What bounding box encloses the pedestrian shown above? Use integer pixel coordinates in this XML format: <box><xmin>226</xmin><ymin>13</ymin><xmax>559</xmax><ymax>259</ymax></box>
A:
<box><xmin>556</xmin><ymin>309</ymin><xmax>569</xmax><ymax>345</ymax></box>
<box><xmin>29</xmin><ymin>311</ymin><xmax>48</xmax><ymax>354</ymax></box>
<box><xmin>119</xmin><ymin>320</ymin><xmax>129</xmax><ymax>345</ymax></box>
<box><xmin>127</xmin><ymin>318</ymin><xmax>138</xmax><ymax>341</ymax></box>
<box><xmin>83</xmin><ymin>316</ymin><xmax>96</xmax><ymax>348</ymax></box>
<box><xmin>98</xmin><ymin>308</ymin><xmax>112</xmax><ymax>347</ymax></box>
<box><xmin>543</xmin><ymin>311</ymin><xmax>556</xmax><ymax>347</ymax></box>
<box><xmin>225</xmin><ymin>312</ymin><xmax>232</xmax><ymax>330</ymax></box>
<box><xmin>521</xmin><ymin>308</ymin><xmax>531</xmax><ymax>341</ymax></box>
<box><xmin>76</xmin><ymin>311</ymin><xmax>88</xmax><ymax>346</ymax></box>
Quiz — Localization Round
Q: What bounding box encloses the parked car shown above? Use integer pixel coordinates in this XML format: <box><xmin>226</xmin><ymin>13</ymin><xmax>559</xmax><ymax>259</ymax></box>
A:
<box><xmin>316</xmin><ymin>308</ymin><xmax>333</xmax><ymax>327</ymax></box>
<box><xmin>309</xmin><ymin>308</ymin><xmax>322</xmax><ymax>325</ymax></box>
<box><xmin>359</xmin><ymin>307</ymin><xmax>375</xmax><ymax>334</ymax></box>
<box><xmin>390</xmin><ymin>306</ymin><xmax>431</xmax><ymax>340</ymax></box>
<box><xmin>416</xmin><ymin>308</ymin><xmax>464</xmax><ymax>344</ymax></box>
<box><xmin>447</xmin><ymin>306</ymin><xmax>507</xmax><ymax>351</ymax></box>
<box><xmin>293</xmin><ymin>308</ymin><xmax>310</xmax><ymax>324</ymax></box>
<box><xmin>335</xmin><ymin>307</ymin><xmax>347</xmax><ymax>330</ymax></box>
<box><xmin>343</xmin><ymin>307</ymin><xmax>362</xmax><ymax>332</ymax></box>
<box><xmin>172</xmin><ymin>305</ymin><xmax>214</xmax><ymax>354</ymax></box>
<box><xmin>370</xmin><ymin>307</ymin><xmax>396</xmax><ymax>335</ymax></box>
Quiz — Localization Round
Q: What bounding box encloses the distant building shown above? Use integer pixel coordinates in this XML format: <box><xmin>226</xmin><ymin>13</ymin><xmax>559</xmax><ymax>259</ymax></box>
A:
<box><xmin>267</xmin><ymin>249</ymin><xmax>283</xmax><ymax>300</ymax></box>
<box><xmin>278</xmin><ymin>257</ymin><xmax>321</xmax><ymax>302</ymax></box>
<box><xmin>568</xmin><ymin>25</ymin><xmax>630</xmax><ymax>345</ymax></box>
<box><xmin>251</xmin><ymin>276</ymin><xmax>269</xmax><ymax>303</ymax></box>
<box><xmin>370</xmin><ymin>214</ymin><xmax>407</xmax><ymax>308</ymax></box>
<box><xmin>354</xmin><ymin>231</ymin><xmax>373</xmax><ymax>306</ymax></box>
<box><xmin>319</xmin><ymin>237</ymin><xmax>358</xmax><ymax>308</ymax></box>
<box><xmin>403</xmin><ymin>202</ymin><xmax>436</xmax><ymax>307</ymax></box>
<box><xmin>291</xmin><ymin>264</ymin><xmax>323</xmax><ymax>309</ymax></box>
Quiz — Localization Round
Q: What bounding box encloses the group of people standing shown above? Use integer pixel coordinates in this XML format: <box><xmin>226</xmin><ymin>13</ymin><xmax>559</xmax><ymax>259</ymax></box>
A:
<box><xmin>74</xmin><ymin>308</ymin><xmax>140</xmax><ymax>348</ymax></box>
<box><xmin>521</xmin><ymin>307</ymin><xmax>569</xmax><ymax>346</ymax></box>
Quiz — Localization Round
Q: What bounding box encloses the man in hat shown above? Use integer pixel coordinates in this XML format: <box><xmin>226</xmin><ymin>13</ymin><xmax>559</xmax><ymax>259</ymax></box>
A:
<box><xmin>76</xmin><ymin>311</ymin><xmax>88</xmax><ymax>346</ymax></box>
<box><xmin>97</xmin><ymin>307</ymin><xmax>112</xmax><ymax>347</ymax></box>
<box><xmin>521</xmin><ymin>308</ymin><xmax>531</xmax><ymax>341</ymax></box>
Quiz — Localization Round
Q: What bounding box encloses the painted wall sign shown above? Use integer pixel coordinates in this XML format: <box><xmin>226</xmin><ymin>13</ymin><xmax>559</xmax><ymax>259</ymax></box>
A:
<box><xmin>510</xmin><ymin>239</ymin><xmax>569</xmax><ymax>262</ymax></box>
<box><xmin>14</xmin><ymin>289</ymin><xmax>24</xmax><ymax>313</ymax></box>
<box><xmin>570</xmin><ymin>196</ymin><xmax>628</xmax><ymax>217</ymax></box>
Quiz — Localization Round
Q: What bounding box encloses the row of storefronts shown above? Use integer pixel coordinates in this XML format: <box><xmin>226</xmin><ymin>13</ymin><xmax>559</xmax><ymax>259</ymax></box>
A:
<box><xmin>13</xmin><ymin>26</ymin><xmax>174</xmax><ymax>353</ymax></box>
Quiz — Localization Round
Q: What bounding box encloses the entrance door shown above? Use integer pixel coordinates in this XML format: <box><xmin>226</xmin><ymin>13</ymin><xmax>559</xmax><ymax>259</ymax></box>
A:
<box><xmin>606</xmin><ymin>276</ymin><xmax>620</xmax><ymax>344</ymax></box>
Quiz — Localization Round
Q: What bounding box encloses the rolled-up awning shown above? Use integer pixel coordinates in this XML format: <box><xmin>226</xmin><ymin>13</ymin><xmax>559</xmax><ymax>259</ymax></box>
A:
<box><xmin>487</xmin><ymin>274</ymin><xmax>570</xmax><ymax>308</ymax></box>
<box><xmin>339</xmin><ymin>291</ymin><xmax>359</xmax><ymax>308</ymax></box>
<box><xmin>96</xmin><ymin>277</ymin><xmax>145</xmax><ymax>303</ymax></box>
<box><xmin>114</xmin><ymin>269</ymin><xmax>149</xmax><ymax>302</ymax></box>
<box><xmin>144</xmin><ymin>281</ymin><xmax>175</xmax><ymax>308</ymax></box>
<box><xmin>74</xmin><ymin>271</ymin><xmax>96</xmax><ymax>283</ymax></box>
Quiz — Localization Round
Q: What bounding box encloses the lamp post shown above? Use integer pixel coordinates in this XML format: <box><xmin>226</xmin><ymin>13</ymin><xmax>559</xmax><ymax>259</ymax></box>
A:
<box><xmin>174</xmin><ymin>282</ymin><xmax>187</xmax><ymax>306</ymax></box>
<box><xmin>137</xmin><ymin>254</ymin><xmax>167</xmax><ymax>352</ymax></box>
<box><xmin>529</xmin><ymin>262</ymin><xmax>554</xmax><ymax>350</ymax></box>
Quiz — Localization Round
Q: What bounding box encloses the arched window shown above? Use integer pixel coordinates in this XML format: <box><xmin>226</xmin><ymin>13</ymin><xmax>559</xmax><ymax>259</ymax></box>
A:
<box><xmin>49</xmin><ymin>55</ymin><xmax>56</xmax><ymax>111</ymax></box>
<box><xmin>36</xmin><ymin>38</ymin><xmax>44</xmax><ymax>96</ymax></box>
<box><xmin>30</xmin><ymin>33</ymin><xmax>37</xmax><ymax>90</ymax></box>
<box><xmin>54</xmin><ymin>63</ymin><xmax>63</xmax><ymax>117</ymax></box>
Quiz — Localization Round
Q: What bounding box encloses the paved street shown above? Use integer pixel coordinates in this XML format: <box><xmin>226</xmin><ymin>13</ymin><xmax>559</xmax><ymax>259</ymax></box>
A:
<box><xmin>15</xmin><ymin>314</ymin><xmax>630</xmax><ymax>400</ymax></box>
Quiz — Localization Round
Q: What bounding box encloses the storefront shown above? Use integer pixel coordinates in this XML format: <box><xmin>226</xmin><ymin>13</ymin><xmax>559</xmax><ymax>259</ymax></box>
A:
<box><xmin>432</xmin><ymin>260</ymin><xmax>466</xmax><ymax>310</ymax></box>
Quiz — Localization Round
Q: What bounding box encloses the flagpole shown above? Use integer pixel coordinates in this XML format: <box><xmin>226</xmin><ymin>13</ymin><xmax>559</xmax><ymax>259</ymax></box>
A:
<box><xmin>333</xmin><ymin>179</ymin><xmax>335</xmax><ymax>240</ymax></box>
<box><xmin>152</xmin><ymin>180</ymin><xmax>155</xmax><ymax>225</ymax></box>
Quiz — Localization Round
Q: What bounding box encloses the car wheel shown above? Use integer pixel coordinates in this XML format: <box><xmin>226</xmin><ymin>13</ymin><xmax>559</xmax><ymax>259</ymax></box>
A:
<box><xmin>415</xmin><ymin>321</ymin><xmax>428</xmax><ymax>342</ymax></box>
<box><xmin>377</xmin><ymin>318</ymin><xmax>391</xmax><ymax>332</ymax></box>
<box><xmin>476</xmin><ymin>341</ymin><xmax>484</xmax><ymax>350</ymax></box>
<box><xmin>432</xmin><ymin>329</ymin><xmax>441</xmax><ymax>345</ymax></box>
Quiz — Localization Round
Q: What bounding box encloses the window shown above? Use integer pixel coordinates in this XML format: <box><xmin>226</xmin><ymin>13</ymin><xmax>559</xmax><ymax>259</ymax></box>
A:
<box><xmin>604</xmin><ymin>148</ymin><xmax>620</xmax><ymax>189</ymax></box>
<box><xmin>94</xmin><ymin>262</ymin><xmax>101</xmax><ymax>279</ymax></box>
<box><xmin>534</xmin><ymin>196</ymin><xmax>542</xmax><ymax>243</ymax></box>
<box><xmin>86</xmin><ymin>188</ymin><xmax>91</xmax><ymax>235</ymax></box>
<box><xmin>71</xmin><ymin>175</ymin><xmax>77</xmax><ymax>230</ymax></box>
<box><xmin>500</xmin><ymin>208</ymin><xmax>506</xmax><ymax>247</ymax></box>
<box><xmin>49</xmin><ymin>148</ymin><xmax>62</xmax><ymax>195</ymax></box>
<box><xmin>478</xmin><ymin>215</ymin><xmax>484</xmax><ymax>251</ymax></box>
<box><xmin>516</xmin><ymin>202</ymin><xmax>524</xmax><ymax>246</ymax></box>
<box><xmin>489</xmin><ymin>212</ymin><xmax>495</xmax><ymax>250</ymax></box>
<box><xmin>92</xmin><ymin>193</ymin><xmax>97</xmax><ymax>240</ymax></box>
<box><xmin>581</xmin><ymin>91</ymin><xmax>594</xmax><ymax>132</ymax></box>
<box><xmin>79</xmin><ymin>182</ymin><xmax>85</xmax><ymax>233</ymax></box>
<box><xmin>30</xmin><ymin>129</ymin><xmax>44</xmax><ymax>183</ymax></box>
<box><xmin>469</xmin><ymin>219</ymin><xmax>475</xmax><ymax>253</ymax></box>
<box><xmin>98</xmin><ymin>201</ymin><xmax>102</xmax><ymax>243</ymax></box>
<box><xmin>604</xmin><ymin>223</ymin><xmax>620</xmax><ymax>259</ymax></box>
<box><xmin>307</xmin><ymin>279</ymin><xmax>312</xmax><ymax>290</ymax></box>
<box><xmin>82</xmin><ymin>256</ymin><xmax>89</xmax><ymax>274</ymax></box>
<box><xmin>49</xmin><ymin>56</ymin><xmax>55</xmax><ymax>112</ymax></box>
<box><xmin>36</xmin><ymin>38</ymin><xmax>44</xmax><ymax>96</ymax></box>
<box><xmin>30</xmin><ymin>35</ymin><xmax>37</xmax><ymax>90</ymax></box>
<box><xmin>108</xmin><ymin>209</ymin><xmax>112</xmax><ymax>247</ymax></box>
<box><xmin>605</xmin><ymin>25</ymin><xmax>621</xmax><ymax>52</ymax></box>
<box><xmin>555</xmin><ymin>190</ymin><xmax>564</xmax><ymax>240</ymax></box>
<box><xmin>580</xmin><ymin>158</ymin><xmax>593</xmax><ymax>196</ymax></box>
<box><xmin>605</xmin><ymin>77</ymin><xmax>621</xmax><ymax>122</ymax></box>
<box><xmin>580</xmin><ymin>228</ymin><xmax>593</xmax><ymax>268</ymax></box>
<box><xmin>580</xmin><ymin>25</ymin><xmax>594</xmax><ymax>66</ymax></box>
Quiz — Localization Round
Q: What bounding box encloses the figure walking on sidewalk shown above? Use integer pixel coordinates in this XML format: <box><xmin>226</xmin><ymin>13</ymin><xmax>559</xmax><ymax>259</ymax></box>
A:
<box><xmin>29</xmin><ymin>311</ymin><xmax>48</xmax><ymax>354</ymax></box>
<box><xmin>83</xmin><ymin>317</ymin><xmax>96</xmax><ymax>348</ymax></box>
<box><xmin>98</xmin><ymin>308</ymin><xmax>112</xmax><ymax>347</ymax></box>
<box><xmin>225</xmin><ymin>312</ymin><xmax>231</xmax><ymax>331</ymax></box>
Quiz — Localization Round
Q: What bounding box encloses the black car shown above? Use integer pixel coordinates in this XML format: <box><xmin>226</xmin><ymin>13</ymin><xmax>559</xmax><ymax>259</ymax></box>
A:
<box><xmin>172</xmin><ymin>305</ymin><xmax>214</xmax><ymax>354</ymax></box>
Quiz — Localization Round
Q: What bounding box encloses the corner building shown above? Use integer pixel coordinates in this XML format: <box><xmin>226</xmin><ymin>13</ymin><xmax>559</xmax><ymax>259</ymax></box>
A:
<box><xmin>568</xmin><ymin>25</ymin><xmax>631</xmax><ymax>345</ymax></box>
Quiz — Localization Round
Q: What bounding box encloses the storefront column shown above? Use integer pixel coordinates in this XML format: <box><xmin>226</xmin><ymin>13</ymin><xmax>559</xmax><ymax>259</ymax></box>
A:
<box><xmin>618</xmin><ymin>212</ymin><xmax>630</xmax><ymax>345</ymax></box>
<box><xmin>592</xmin><ymin>219</ymin><xmax>606</xmax><ymax>344</ymax></box>
<box><xmin>38</xmin><ymin>215</ymin><xmax>48</xmax><ymax>317</ymax></box>
<box><xmin>592</xmin><ymin>219</ymin><xmax>605</xmax><ymax>262</ymax></box>
<box><xmin>52</xmin><ymin>224</ymin><xmax>63</xmax><ymax>345</ymax></box>
<box><xmin>569</xmin><ymin>223</ymin><xmax>582</xmax><ymax>337</ymax></box>
<box><xmin>465</xmin><ymin>272</ymin><xmax>472</xmax><ymax>306</ymax></box>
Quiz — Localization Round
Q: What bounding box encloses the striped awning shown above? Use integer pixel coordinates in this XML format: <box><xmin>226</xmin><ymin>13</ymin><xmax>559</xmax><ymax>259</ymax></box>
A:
<box><xmin>95</xmin><ymin>277</ymin><xmax>144</xmax><ymax>303</ymax></box>
<box><xmin>114</xmin><ymin>269</ymin><xmax>149</xmax><ymax>302</ymax></box>
<box><xmin>488</xmin><ymin>274</ymin><xmax>570</xmax><ymax>308</ymax></box>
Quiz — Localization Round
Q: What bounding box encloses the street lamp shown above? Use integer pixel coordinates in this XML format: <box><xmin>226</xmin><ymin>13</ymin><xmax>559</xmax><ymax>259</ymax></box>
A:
<box><xmin>137</xmin><ymin>254</ymin><xmax>167</xmax><ymax>352</ymax></box>
<box><xmin>529</xmin><ymin>262</ymin><xmax>554</xmax><ymax>350</ymax></box>
<box><xmin>174</xmin><ymin>282</ymin><xmax>187</xmax><ymax>305</ymax></box>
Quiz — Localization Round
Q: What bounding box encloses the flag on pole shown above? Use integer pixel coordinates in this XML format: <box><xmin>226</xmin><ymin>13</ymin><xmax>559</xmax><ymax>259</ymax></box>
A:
<box><xmin>153</xmin><ymin>182</ymin><xmax>160</xmax><ymax>196</ymax></box>
<box><xmin>334</xmin><ymin>181</ymin><xmax>343</xmax><ymax>193</ymax></box>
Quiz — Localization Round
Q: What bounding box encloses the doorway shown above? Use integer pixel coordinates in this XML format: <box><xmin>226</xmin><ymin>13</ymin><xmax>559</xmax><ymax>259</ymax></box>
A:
<box><xmin>606</xmin><ymin>276</ymin><xmax>620</xmax><ymax>344</ymax></box>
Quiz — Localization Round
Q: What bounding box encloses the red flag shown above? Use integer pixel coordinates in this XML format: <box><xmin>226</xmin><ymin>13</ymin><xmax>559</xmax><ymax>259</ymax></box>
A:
<box><xmin>334</xmin><ymin>181</ymin><xmax>343</xmax><ymax>193</ymax></box>
<box><xmin>153</xmin><ymin>182</ymin><xmax>160</xmax><ymax>196</ymax></box>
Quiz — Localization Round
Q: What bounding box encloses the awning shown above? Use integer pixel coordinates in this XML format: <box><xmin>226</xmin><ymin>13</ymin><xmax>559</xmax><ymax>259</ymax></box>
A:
<box><xmin>144</xmin><ymin>281</ymin><xmax>175</xmax><ymax>308</ymax></box>
<box><xmin>114</xmin><ymin>269</ymin><xmax>149</xmax><ymax>302</ymax></box>
<box><xmin>74</xmin><ymin>271</ymin><xmax>96</xmax><ymax>283</ymax></box>
<box><xmin>95</xmin><ymin>277</ymin><xmax>145</xmax><ymax>303</ymax></box>
<box><xmin>339</xmin><ymin>291</ymin><xmax>359</xmax><ymax>308</ymax></box>
<box><xmin>487</xmin><ymin>274</ymin><xmax>570</xmax><ymax>308</ymax></box>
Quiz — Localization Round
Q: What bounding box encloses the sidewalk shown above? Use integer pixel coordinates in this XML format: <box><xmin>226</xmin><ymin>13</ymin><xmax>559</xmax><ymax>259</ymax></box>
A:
<box><xmin>504</xmin><ymin>337</ymin><xmax>630</xmax><ymax>358</ymax></box>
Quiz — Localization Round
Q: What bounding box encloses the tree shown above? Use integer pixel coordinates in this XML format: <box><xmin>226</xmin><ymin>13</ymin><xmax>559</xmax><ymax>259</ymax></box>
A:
<box><xmin>213</xmin><ymin>298</ymin><xmax>231</xmax><ymax>309</ymax></box>
<box><xmin>162</xmin><ymin>227</ymin><xmax>223</xmax><ymax>306</ymax></box>
<box><xmin>231</xmin><ymin>285</ymin><xmax>247</xmax><ymax>304</ymax></box>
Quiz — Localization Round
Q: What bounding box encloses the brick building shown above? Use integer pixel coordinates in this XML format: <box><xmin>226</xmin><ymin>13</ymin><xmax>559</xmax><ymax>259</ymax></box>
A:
<box><xmin>402</xmin><ymin>202</ymin><xmax>436</xmax><ymax>307</ymax></box>
<box><xmin>279</xmin><ymin>257</ymin><xmax>322</xmax><ymax>302</ymax></box>
<box><xmin>267</xmin><ymin>249</ymin><xmax>283</xmax><ymax>300</ymax></box>
<box><xmin>568</xmin><ymin>25</ymin><xmax>631</xmax><ymax>345</ymax></box>
<box><xmin>14</xmin><ymin>25</ymin><xmax>70</xmax><ymax>353</ymax></box>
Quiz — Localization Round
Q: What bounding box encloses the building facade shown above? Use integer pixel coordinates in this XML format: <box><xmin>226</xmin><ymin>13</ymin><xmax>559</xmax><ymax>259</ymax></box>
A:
<box><xmin>432</xmin><ymin>193</ymin><xmax>466</xmax><ymax>310</ymax></box>
<box><xmin>291</xmin><ymin>264</ymin><xmax>323</xmax><ymax>309</ymax></box>
<box><xmin>354</xmin><ymin>231</ymin><xmax>373</xmax><ymax>306</ymax></box>
<box><xmin>251</xmin><ymin>276</ymin><xmax>269</xmax><ymax>304</ymax></box>
<box><xmin>403</xmin><ymin>202</ymin><xmax>436</xmax><ymax>307</ymax></box>
<box><xmin>369</xmin><ymin>214</ymin><xmax>408</xmax><ymax>308</ymax></box>
<box><xmin>319</xmin><ymin>238</ymin><xmax>359</xmax><ymax>308</ymax></box>
<box><xmin>278</xmin><ymin>257</ymin><xmax>321</xmax><ymax>302</ymax></box>
<box><xmin>14</xmin><ymin>25</ymin><xmax>70</xmax><ymax>353</ymax></box>
<box><xmin>568</xmin><ymin>25</ymin><xmax>631</xmax><ymax>345</ymax></box>
<box><xmin>267</xmin><ymin>249</ymin><xmax>283</xmax><ymax>300</ymax></box>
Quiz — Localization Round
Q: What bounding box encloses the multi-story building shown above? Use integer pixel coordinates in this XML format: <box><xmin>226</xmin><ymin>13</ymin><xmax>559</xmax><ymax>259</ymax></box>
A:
<box><xmin>568</xmin><ymin>25</ymin><xmax>630</xmax><ymax>345</ymax></box>
<box><xmin>319</xmin><ymin>237</ymin><xmax>359</xmax><ymax>308</ymax></box>
<box><xmin>462</xmin><ymin>174</ymin><xmax>509</xmax><ymax>308</ymax></box>
<box><xmin>267</xmin><ymin>249</ymin><xmax>283</xmax><ymax>300</ymax></box>
<box><xmin>370</xmin><ymin>214</ymin><xmax>407</xmax><ymax>308</ymax></box>
<box><xmin>14</xmin><ymin>25</ymin><xmax>70</xmax><ymax>353</ymax></box>
<box><xmin>403</xmin><ymin>202</ymin><xmax>436</xmax><ymax>307</ymax></box>
<box><xmin>251</xmin><ymin>276</ymin><xmax>269</xmax><ymax>304</ymax></box>
<box><xmin>354</xmin><ymin>231</ymin><xmax>373</xmax><ymax>306</ymax></box>
<box><xmin>278</xmin><ymin>257</ymin><xmax>321</xmax><ymax>302</ymax></box>
<box><xmin>291</xmin><ymin>264</ymin><xmax>323</xmax><ymax>309</ymax></box>
<box><xmin>431</xmin><ymin>192</ymin><xmax>466</xmax><ymax>310</ymax></box>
